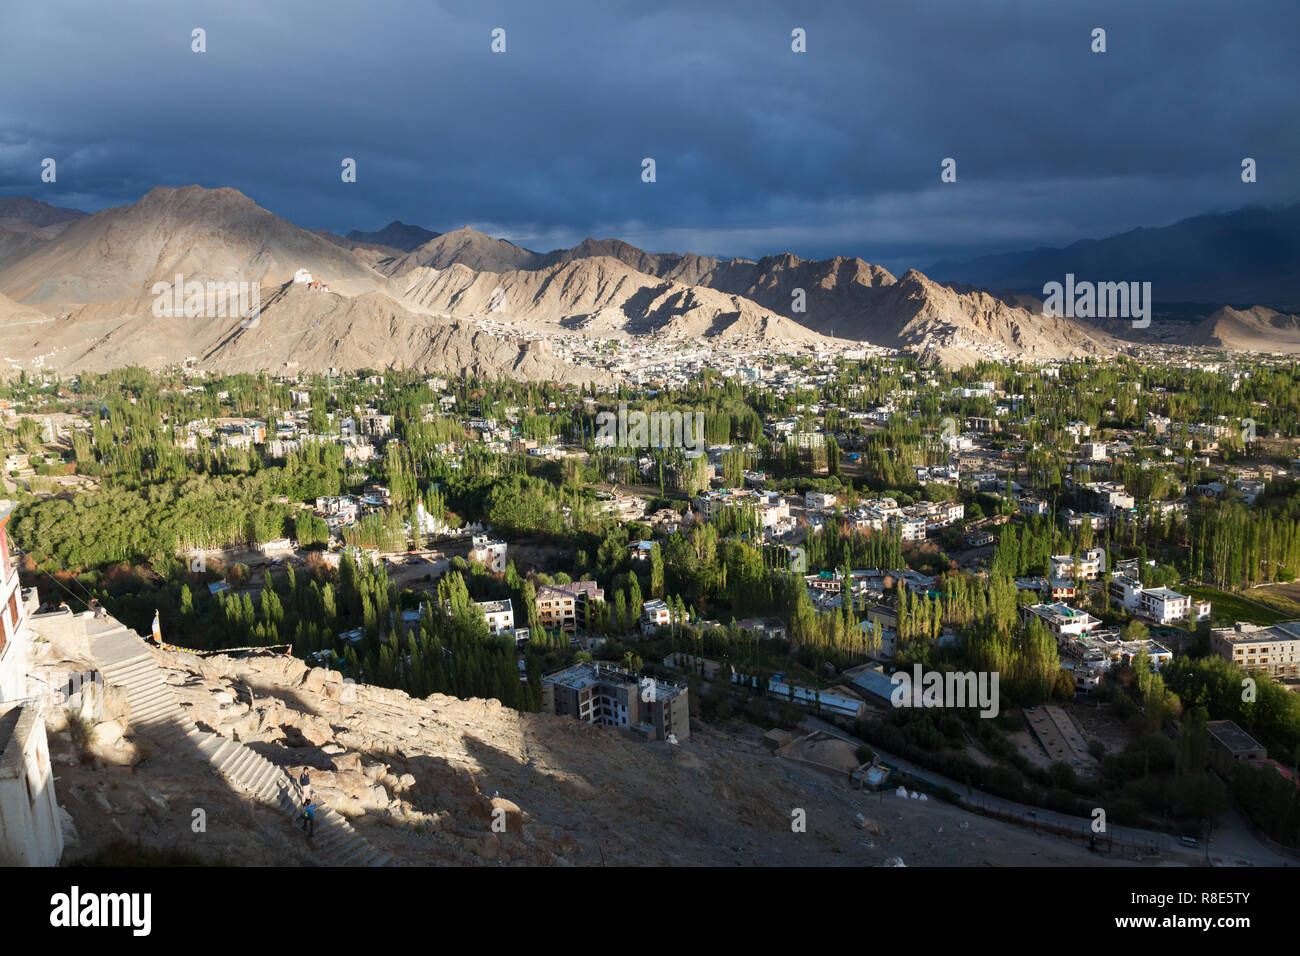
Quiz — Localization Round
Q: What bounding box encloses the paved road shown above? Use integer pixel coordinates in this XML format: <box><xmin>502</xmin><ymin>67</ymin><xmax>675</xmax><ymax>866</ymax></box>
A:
<box><xmin>798</xmin><ymin>716</ymin><xmax>1292</xmax><ymax>866</ymax></box>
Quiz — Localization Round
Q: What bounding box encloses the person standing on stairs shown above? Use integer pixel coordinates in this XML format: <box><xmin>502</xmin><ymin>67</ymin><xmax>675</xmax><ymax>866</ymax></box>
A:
<box><xmin>302</xmin><ymin>797</ymin><xmax>316</xmax><ymax>838</ymax></box>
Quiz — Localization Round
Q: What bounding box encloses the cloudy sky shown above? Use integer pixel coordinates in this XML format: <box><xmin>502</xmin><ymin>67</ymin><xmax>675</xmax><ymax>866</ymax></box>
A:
<box><xmin>2</xmin><ymin>0</ymin><xmax>1296</xmax><ymax>272</ymax></box>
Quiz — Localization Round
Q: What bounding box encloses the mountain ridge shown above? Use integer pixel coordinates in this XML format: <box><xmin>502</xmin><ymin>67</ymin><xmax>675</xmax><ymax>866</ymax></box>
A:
<box><xmin>927</xmin><ymin>203</ymin><xmax>1300</xmax><ymax>310</ymax></box>
<box><xmin>0</xmin><ymin>185</ymin><xmax>1241</xmax><ymax>373</ymax></box>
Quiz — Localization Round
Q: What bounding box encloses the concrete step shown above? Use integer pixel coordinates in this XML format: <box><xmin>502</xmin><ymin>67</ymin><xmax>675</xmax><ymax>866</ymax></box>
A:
<box><xmin>132</xmin><ymin>699</ymin><xmax>175</xmax><ymax>720</ymax></box>
<box><xmin>89</xmin><ymin>628</ymin><xmax>390</xmax><ymax>867</ymax></box>
<box><xmin>102</xmin><ymin>658</ymin><xmax>156</xmax><ymax>680</ymax></box>
<box><xmin>125</xmin><ymin>688</ymin><xmax>171</xmax><ymax>710</ymax></box>
<box><xmin>355</xmin><ymin>847</ymin><xmax>381</xmax><ymax>865</ymax></box>
<box><xmin>209</xmin><ymin>739</ymin><xmax>239</xmax><ymax>767</ymax></box>
<box><xmin>222</xmin><ymin>748</ymin><xmax>256</xmax><ymax>778</ymax></box>
<box><xmin>248</xmin><ymin>763</ymin><xmax>276</xmax><ymax>792</ymax></box>
<box><xmin>335</xmin><ymin>834</ymin><xmax>363</xmax><ymax>855</ymax></box>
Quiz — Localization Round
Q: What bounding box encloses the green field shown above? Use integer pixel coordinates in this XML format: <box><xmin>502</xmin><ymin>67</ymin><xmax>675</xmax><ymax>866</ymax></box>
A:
<box><xmin>1185</xmin><ymin>586</ymin><xmax>1297</xmax><ymax>626</ymax></box>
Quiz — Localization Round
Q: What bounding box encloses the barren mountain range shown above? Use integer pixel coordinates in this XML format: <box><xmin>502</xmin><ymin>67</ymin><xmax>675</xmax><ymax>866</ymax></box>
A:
<box><xmin>0</xmin><ymin>185</ymin><xmax>1289</xmax><ymax>379</ymax></box>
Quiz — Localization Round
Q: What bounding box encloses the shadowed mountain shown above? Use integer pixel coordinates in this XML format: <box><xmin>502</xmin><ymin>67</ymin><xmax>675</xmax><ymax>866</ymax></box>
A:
<box><xmin>346</xmin><ymin>220</ymin><xmax>440</xmax><ymax>252</ymax></box>
<box><xmin>927</xmin><ymin>204</ymin><xmax>1300</xmax><ymax>310</ymax></box>
<box><xmin>0</xmin><ymin>196</ymin><xmax>86</xmax><ymax>228</ymax></box>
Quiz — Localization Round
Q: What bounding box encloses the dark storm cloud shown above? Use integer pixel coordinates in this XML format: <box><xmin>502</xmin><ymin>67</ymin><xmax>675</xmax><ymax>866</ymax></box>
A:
<box><xmin>1</xmin><ymin>0</ymin><xmax>1296</xmax><ymax>272</ymax></box>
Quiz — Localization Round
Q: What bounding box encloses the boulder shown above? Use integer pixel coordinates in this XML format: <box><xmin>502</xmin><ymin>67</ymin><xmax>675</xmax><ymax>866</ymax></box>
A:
<box><xmin>90</xmin><ymin>720</ymin><xmax>124</xmax><ymax>750</ymax></box>
<box><xmin>489</xmin><ymin>796</ymin><xmax>524</xmax><ymax>835</ymax></box>
<box><xmin>331</xmin><ymin>752</ymin><xmax>363</xmax><ymax>773</ymax></box>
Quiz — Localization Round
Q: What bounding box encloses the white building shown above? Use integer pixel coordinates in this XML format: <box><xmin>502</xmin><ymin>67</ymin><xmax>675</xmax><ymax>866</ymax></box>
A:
<box><xmin>1137</xmin><ymin>587</ymin><xmax>1191</xmax><ymax>625</ymax></box>
<box><xmin>737</xmin><ymin>674</ymin><xmax>865</xmax><ymax>718</ymax></box>
<box><xmin>1060</xmin><ymin>510</ymin><xmax>1108</xmax><ymax>532</ymax></box>
<box><xmin>640</xmin><ymin>599</ymin><xmax>672</xmax><ymax>634</ymax></box>
<box><xmin>476</xmin><ymin>599</ymin><xmax>515</xmax><ymax>635</ymax></box>
<box><xmin>892</xmin><ymin>515</ymin><xmax>928</xmax><ymax>542</ymax></box>
<box><xmin>0</xmin><ymin>703</ymin><xmax>63</xmax><ymax>866</ymax></box>
<box><xmin>1024</xmin><ymin>602</ymin><xmax>1101</xmax><ymax>642</ymax></box>
<box><xmin>1019</xmin><ymin>497</ymin><xmax>1050</xmax><ymax>517</ymax></box>
<box><xmin>1086</xmin><ymin>481</ymin><xmax>1135</xmax><ymax>516</ymax></box>
<box><xmin>0</xmin><ymin>504</ymin><xmax>31</xmax><ymax>704</ymax></box>
<box><xmin>1050</xmin><ymin>548</ymin><xmax>1106</xmax><ymax>581</ymax></box>
<box><xmin>693</xmin><ymin>489</ymin><xmax>789</xmax><ymax>529</ymax></box>
<box><xmin>805</xmin><ymin>491</ymin><xmax>837</xmax><ymax>511</ymax></box>
<box><xmin>1109</xmin><ymin>575</ymin><xmax>1145</xmax><ymax>613</ymax></box>
<box><xmin>0</xmin><ymin>502</ymin><xmax>61</xmax><ymax>866</ymax></box>
<box><xmin>468</xmin><ymin>534</ymin><xmax>508</xmax><ymax>574</ymax></box>
<box><xmin>1234</xmin><ymin>479</ymin><xmax>1265</xmax><ymax>505</ymax></box>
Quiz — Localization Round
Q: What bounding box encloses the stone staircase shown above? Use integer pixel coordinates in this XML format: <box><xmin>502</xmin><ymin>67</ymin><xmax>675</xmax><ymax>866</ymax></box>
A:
<box><xmin>89</xmin><ymin>619</ymin><xmax>391</xmax><ymax>866</ymax></box>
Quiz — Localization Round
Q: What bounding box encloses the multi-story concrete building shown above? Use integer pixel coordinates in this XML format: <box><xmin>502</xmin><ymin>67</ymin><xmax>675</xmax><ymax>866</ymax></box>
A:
<box><xmin>1023</xmin><ymin>602</ymin><xmax>1101</xmax><ymax>642</ymax></box>
<box><xmin>1085</xmin><ymin>481</ymin><xmax>1136</xmax><ymax>517</ymax></box>
<box><xmin>1211</xmin><ymin>621</ymin><xmax>1300</xmax><ymax>680</ymax></box>
<box><xmin>541</xmin><ymin>662</ymin><xmax>689</xmax><ymax>741</ymax></box>
<box><xmin>1234</xmin><ymin>479</ymin><xmax>1265</xmax><ymax>505</ymax></box>
<box><xmin>892</xmin><ymin>515</ymin><xmax>928</xmax><ymax>542</ymax></box>
<box><xmin>1060</xmin><ymin>509</ymin><xmax>1108</xmax><ymax>532</ymax></box>
<box><xmin>359</xmin><ymin>413</ymin><xmax>394</xmax><ymax>439</ymax></box>
<box><xmin>1136</xmin><ymin>587</ymin><xmax>1191</xmax><ymax>625</ymax></box>
<box><xmin>1050</xmin><ymin>548</ymin><xmax>1106</xmax><ymax>581</ymax></box>
<box><xmin>693</xmin><ymin>489</ymin><xmax>789</xmax><ymax>529</ymax></box>
<box><xmin>476</xmin><ymin>599</ymin><xmax>515</xmax><ymax>635</ymax></box>
<box><xmin>536</xmin><ymin>581</ymin><xmax>605</xmax><ymax>632</ymax></box>
<box><xmin>1109</xmin><ymin>574</ymin><xmax>1196</xmax><ymax>625</ymax></box>
<box><xmin>0</xmin><ymin>503</ymin><xmax>60</xmax><ymax>866</ymax></box>
<box><xmin>1109</xmin><ymin>574</ymin><xmax>1145</xmax><ymax>612</ymax></box>
<box><xmin>805</xmin><ymin>491</ymin><xmax>837</xmax><ymax>510</ymax></box>
<box><xmin>1018</xmin><ymin>497</ymin><xmax>1050</xmax><ymax>517</ymax></box>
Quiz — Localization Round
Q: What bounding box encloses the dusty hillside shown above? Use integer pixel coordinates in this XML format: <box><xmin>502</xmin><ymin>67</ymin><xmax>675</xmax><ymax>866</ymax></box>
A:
<box><xmin>887</xmin><ymin>271</ymin><xmax>1120</xmax><ymax>367</ymax></box>
<box><xmin>206</xmin><ymin>284</ymin><xmax>610</xmax><ymax>383</ymax></box>
<box><xmin>31</xmin><ymin>632</ymin><xmax>1138</xmax><ymax>867</ymax></box>
<box><xmin>682</xmin><ymin>257</ymin><xmax>1119</xmax><ymax>364</ymax></box>
<box><xmin>406</xmin><ymin>232</ymin><xmax>1117</xmax><ymax>364</ymax></box>
<box><xmin>1188</xmin><ymin>305</ymin><xmax>1300</xmax><ymax>353</ymax></box>
<box><xmin>472</xmin><ymin>236</ymin><xmax>1117</xmax><ymax>363</ymax></box>
<box><xmin>0</xmin><ymin>185</ymin><xmax>384</xmax><ymax>308</ymax></box>
<box><xmin>396</xmin><ymin>255</ymin><xmax>832</xmax><ymax>344</ymax></box>
<box><xmin>0</xmin><ymin>218</ymin><xmax>79</xmax><ymax>272</ymax></box>
<box><xmin>0</xmin><ymin>289</ymin><xmax>44</xmax><ymax>322</ymax></box>
<box><xmin>0</xmin><ymin>282</ymin><xmax>609</xmax><ymax>384</ymax></box>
